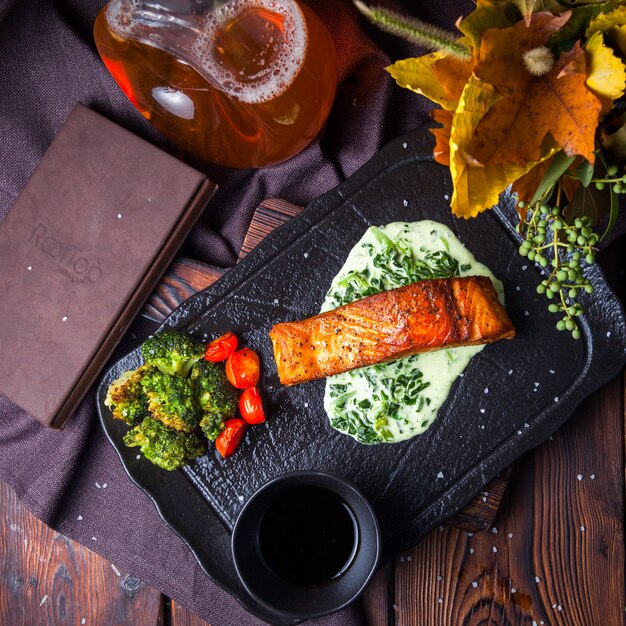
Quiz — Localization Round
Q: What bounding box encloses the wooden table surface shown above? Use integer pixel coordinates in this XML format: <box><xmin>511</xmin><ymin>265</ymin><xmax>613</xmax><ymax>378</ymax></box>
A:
<box><xmin>1</xmin><ymin>201</ymin><xmax>624</xmax><ymax>626</ymax></box>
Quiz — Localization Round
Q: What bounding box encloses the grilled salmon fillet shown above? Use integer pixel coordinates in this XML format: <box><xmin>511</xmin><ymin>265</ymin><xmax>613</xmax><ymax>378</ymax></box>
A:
<box><xmin>269</xmin><ymin>276</ymin><xmax>515</xmax><ymax>386</ymax></box>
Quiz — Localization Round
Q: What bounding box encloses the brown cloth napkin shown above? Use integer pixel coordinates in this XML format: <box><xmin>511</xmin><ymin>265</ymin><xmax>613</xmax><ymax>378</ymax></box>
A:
<box><xmin>0</xmin><ymin>0</ymin><xmax>473</xmax><ymax>623</ymax></box>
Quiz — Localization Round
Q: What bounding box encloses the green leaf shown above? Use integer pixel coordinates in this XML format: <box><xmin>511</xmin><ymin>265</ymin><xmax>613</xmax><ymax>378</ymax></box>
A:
<box><xmin>557</xmin><ymin>0</ymin><xmax>618</xmax><ymax>5</ymax></box>
<box><xmin>563</xmin><ymin>182</ymin><xmax>609</xmax><ymax>224</ymax></box>
<box><xmin>537</xmin><ymin>0</ymin><xmax>575</xmax><ymax>9</ymax></box>
<box><xmin>575</xmin><ymin>159</ymin><xmax>595</xmax><ymax>186</ymax></box>
<box><xmin>549</xmin><ymin>0</ymin><xmax>623</xmax><ymax>46</ymax></box>
<box><xmin>530</xmin><ymin>151</ymin><xmax>577</xmax><ymax>205</ymax></box>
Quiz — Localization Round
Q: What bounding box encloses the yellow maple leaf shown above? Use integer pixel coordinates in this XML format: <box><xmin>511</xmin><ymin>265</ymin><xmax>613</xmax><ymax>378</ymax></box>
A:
<box><xmin>471</xmin><ymin>18</ymin><xmax>601</xmax><ymax>166</ymax></box>
<box><xmin>387</xmin><ymin>55</ymin><xmax>452</xmax><ymax>109</ymax></box>
<box><xmin>449</xmin><ymin>75</ymin><xmax>557</xmax><ymax>217</ymax></box>
<box><xmin>386</xmin><ymin>53</ymin><xmax>472</xmax><ymax>110</ymax></box>
<box><xmin>585</xmin><ymin>30</ymin><xmax>626</xmax><ymax>111</ymax></box>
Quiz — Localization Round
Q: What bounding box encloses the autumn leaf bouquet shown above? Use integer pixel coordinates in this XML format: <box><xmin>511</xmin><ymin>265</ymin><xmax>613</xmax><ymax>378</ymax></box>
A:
<box><xmin>356</xmin><ymin>0</ymin><xmax>626</xmax><ymax>337</ymax></box>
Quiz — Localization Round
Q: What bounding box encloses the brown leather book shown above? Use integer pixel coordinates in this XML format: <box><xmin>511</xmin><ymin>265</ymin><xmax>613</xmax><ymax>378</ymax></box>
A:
<box><xmin>0</xmin><ymin>104</ymin><xmax>216</xmax><ymax>428</ymax></box>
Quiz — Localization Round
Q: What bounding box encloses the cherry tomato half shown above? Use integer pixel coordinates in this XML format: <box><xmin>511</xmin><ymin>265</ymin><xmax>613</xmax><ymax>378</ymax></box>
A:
<box><xmin>205</xmin><ymin>331</ymin><xmax>238</xmax><ymax>362</ymax></box>
<box><xmin>239</xmin><ymin>387</ymin><xmax>266</xmax><ymax>424</ymax></box>
<box><xmin>225</xmin><ymin>348</ymin><xmax>260</xmax><ymax>389</ymax></box>
<box><xmin>215</xmin><ymin>418</ymin><xmax>246</xmax><ymax>458</ymax></box>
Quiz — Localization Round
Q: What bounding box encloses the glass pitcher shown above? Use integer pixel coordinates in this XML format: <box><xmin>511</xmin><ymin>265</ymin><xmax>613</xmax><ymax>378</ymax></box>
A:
<box><xmin>94</xmin><ymin>0</ymin><xmax>337</xmax><ymax>168</ymax></box>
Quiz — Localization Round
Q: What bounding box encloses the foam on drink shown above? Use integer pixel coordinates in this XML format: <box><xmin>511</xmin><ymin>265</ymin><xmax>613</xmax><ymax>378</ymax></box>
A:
<box><xmin>195</xmin><ymin>0</ymin><xmax>308</xmax><ymax>103</ymax></box>
<box><xmin>106</xmin><ymin>0</ymin><xmax>308</xmax><ymax>104</ymax></box>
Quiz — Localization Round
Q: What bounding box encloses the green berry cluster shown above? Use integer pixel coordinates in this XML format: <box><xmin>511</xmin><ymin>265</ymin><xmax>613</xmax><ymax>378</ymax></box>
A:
<box><xmin>592</xmin><ymin>165</ymin><xmax>626</xmax><ymax>193</ymax></box>
<box><xmin>518</xmin><ymin>203</ymin><xmax>597</xmax><ymax>339</ymax></box>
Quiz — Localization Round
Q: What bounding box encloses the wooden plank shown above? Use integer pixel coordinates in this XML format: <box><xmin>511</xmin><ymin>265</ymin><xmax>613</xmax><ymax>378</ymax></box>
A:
<box><xmin>142</xmin><ymin>258</ymin><xmax>225</xmax><ymax>323</ymax></box>
<box><xmin>394</xmin><ymin>374</ymin><xmax>625</xmax><ymax>625</ymax></box>
<box><xmin>239</xmin><ymin>198</ymin><xmax>303</xmax><ymax>260</ymax></box>
<box><xmin>0</xmin><ymin>482</ymin><xmax>163</xmax><ymax>626</ymax></box>
<box><xmin>450</xmin><ymin>468</ymin><xmax>511</xmax><ymax>532</ymax></box>
<box><xmin>361</xmin><ymin>562</ymin><xmax>393</xmax><ymax>626</ymax></box>
<box><xmin>171</xmin><ymin>599</ymin><xmax>209</xmax><ymax>626</ymax></box>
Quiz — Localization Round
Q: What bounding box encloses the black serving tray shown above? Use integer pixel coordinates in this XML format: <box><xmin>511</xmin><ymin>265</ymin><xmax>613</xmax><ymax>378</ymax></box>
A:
<box><xmin>97</xmin><ymin>128</ymin><xmax>626</xmax><ymax>625</ymax></box>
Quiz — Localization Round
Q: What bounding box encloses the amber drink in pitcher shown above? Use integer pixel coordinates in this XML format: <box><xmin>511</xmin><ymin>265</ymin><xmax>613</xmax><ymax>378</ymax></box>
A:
<box><xmin>94</xmin><ymin>0</ymin><xmax>337</xmax><ymax>168</ymax></box>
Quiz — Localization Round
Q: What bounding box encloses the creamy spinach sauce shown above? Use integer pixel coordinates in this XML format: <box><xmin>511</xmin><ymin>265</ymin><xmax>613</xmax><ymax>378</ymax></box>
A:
<box><xmin>322</xmin><ymin>221</ymin><xmax>504</xmax><ymax>445</ymax></box>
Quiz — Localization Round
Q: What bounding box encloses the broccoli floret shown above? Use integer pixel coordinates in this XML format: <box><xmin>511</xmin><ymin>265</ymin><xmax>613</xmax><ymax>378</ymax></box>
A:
<box><xmin>123</xmin><ymin>416</ymin><xmax>205</xmax><ymax>470</ymax></box>
<box><xmin>199</xmin><ymin>413</ymin><xmax>226</xmax><ymax>442</ymax></box>
<box><xmin>141</xmin><ymin>330</ymin><xmax>204</xmax><ymax>377</ymax></box>
<box><xmin>190</xmin><ymin>360</ymin><xmax>237</xmax><ymax>441</ymax></box>
<box><xmin>141</xmin><ymin>368</ymin><xmax>201</xmax><ymax>432</ymax></box>
<box><xmin>104</xmin><ymin>364</ymin><xmax>153</xmax><ymax>425</ymax></box>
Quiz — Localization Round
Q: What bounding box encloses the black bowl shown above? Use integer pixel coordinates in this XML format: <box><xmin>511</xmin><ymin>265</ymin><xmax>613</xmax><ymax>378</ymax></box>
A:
<box><xmin>231</xmin><ymin>471</ymin><xmax>381</xmax><ymax>621</ymax></box>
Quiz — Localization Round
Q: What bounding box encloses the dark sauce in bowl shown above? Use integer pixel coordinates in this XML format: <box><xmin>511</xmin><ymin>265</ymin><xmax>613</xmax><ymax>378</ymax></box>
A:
<box><xmin>258</xmin><ymin>485</ymin><xmax>359</xmax><ymax>586</ymax></box>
